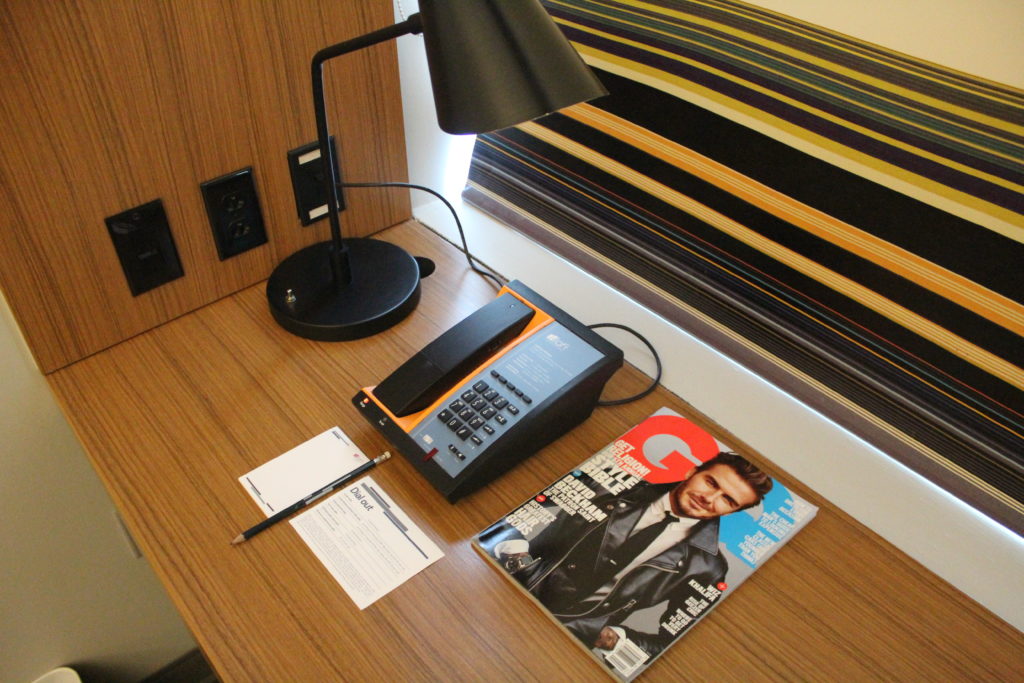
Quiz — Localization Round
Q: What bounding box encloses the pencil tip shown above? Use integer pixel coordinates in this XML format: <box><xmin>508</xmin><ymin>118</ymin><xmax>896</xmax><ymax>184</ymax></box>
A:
<box><xmin>230</xmin><ymin>534</ymin><xmax>244</xmax><ymax>545</ymax></box>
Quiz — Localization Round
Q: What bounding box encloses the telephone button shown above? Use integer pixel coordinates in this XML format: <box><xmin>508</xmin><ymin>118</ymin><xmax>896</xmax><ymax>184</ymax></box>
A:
<box><xmin>470</xmin><ymin>398</ymin><xmax>487</xmax><ymax>411</ymax></box>
<box><xmin>473</xmin><ymin>380</ymin><xmax>489</xmax><ymax>392</ymax></box>
<box><xmin>482</xmin><ymin>424</ymin><xmax>495</xmax><ymax>435</ymax></box>
<box><xmin>449</xmin><ymin>399</ymin><xmax>466</xmax><ymax>412</ymax></box>
<box><xmin>507</xmin><ymin>405</ymin><xmax>520</xmax><ymax>416</ymax></box>
<box><xmin>438</xmin><ymin>409</ymin><xmax>454</xmax><ymax>422</ymax></box>
<box><xmin>483</xmin><ymin>389</ymin><xmax>498</xmax><ymax>401</ymax></box>
<box><xmin>461</xmin><ymin>390</ymin><xmax>478</xmax><ymax>402</ymax></box>
<box><xmin>470</xmin><ymin>435</ymin><xmax>483</xmax><ymax>446</ymax></box>
<box><xmin>455</xmin><ymin>426</ymin><xmax>472</xmax><ymax>441</ymax></box>
<box><xmin>492</xmin><ymin>397</ymin><xmax>509</xmax><ymax>410</ymax></box>
<box><xmin>495</xmin><ymin>414</ymin><xmax>508</xmax><ymax>425</ymax></box>
<box><xmin>446</xmin><ymin>417</ymin><xmax>462</xmax><ymax>431</ymax></box>
<box><xmin>481</xmin><ymin>406</ymin><xmax>497</xmax><ymax>419</ymax></box>
<box><xmin>469</xmin><ymin>416</ymin><xmax>485</xmax><ymax>430</ymax></box>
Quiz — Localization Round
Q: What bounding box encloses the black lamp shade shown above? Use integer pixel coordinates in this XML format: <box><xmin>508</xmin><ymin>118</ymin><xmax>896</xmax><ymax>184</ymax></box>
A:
<box><xmin>418</xmin><ymin>0</ymin><xmax>607</xmax><ymax>134</ymax></box>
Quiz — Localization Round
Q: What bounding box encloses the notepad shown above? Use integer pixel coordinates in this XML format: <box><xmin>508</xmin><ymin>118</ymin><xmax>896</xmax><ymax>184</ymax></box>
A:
<box><xmin>290</xmin><ymin>475</ymin><xmax>444</xmax><ymax>609</ymax></box>
<box><xmin>237</xmin><ymin>427</ymin><xmax>442</xmax><ymax>608</ymax></box>
<box><xmin>239</xmin><ymin>427</ymin><xmax>369</xmax><ymax>517</ymax></box>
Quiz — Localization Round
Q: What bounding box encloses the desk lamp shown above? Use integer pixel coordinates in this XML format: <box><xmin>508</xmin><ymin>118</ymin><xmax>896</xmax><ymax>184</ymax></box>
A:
<box><xmin>266</xmin><ymin>0</ymin><xmax>606</xmax><ymax>341</ymax></box>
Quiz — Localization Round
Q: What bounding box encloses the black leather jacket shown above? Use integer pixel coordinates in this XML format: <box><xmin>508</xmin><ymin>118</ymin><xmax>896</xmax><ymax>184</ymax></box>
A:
<box><xmin>507</xmin><ymin>482</ymin><xmax>727</xmax><ymax>657</ymax></box>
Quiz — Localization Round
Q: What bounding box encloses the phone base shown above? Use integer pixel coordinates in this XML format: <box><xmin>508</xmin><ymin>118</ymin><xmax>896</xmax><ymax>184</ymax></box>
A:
<box><xmin>266</xmin><ymin>238</ymin><xmax>427</xmax><ymax>341</ymax></box>
<box><xmin>354</xmin><ymin>280</ymin><xmax>625</xmax><ymax>501</ymax></box>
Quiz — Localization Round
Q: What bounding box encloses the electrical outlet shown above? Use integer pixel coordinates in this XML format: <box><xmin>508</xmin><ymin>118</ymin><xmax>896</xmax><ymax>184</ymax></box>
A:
<box><xmin>105</xmin><ymin>199</ymin><xmax>184</xmax><ymax>296</ymax></box>
<box><xmin>287</xmin><ymin>137</ymin><xmax>344</xmax><ymax>226</ymax></box>
<box><xmin>200</xmin><ymin>167</ymin><xmax>268</xmax><ymax>260</ymax></box>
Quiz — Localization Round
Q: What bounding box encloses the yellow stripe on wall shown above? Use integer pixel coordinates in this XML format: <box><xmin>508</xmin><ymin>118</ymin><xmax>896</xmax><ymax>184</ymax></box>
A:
<box><xmin>556</xmin><ymin>18</ymin><xmax>1024</xmax><ymax>200</ymax></box>
<box><xmin>578</xmin><ymin>48</ymin><xmax>1024</xmax><ymax>243</ymax></box>
<box><xmin>555</xmin><ymin>0</ymin><xmax>1024</xmax><ymax>120</ymax></box>
<box><xmin>545</xmin><ymin>5</ymin><xmax>1024</xmax><ymax>239</ymax></box>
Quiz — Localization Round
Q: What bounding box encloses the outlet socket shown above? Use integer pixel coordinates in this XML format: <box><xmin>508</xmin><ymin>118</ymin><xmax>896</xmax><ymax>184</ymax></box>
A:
<box><xmin>200</xmin><ymin>167</ymin><xmax>268</xmax><ymax>260</ymax></box>
<box><xmin>287</xmin><ymin>137</ymin><xmax>344</xmax><ymax>226</ymax></box>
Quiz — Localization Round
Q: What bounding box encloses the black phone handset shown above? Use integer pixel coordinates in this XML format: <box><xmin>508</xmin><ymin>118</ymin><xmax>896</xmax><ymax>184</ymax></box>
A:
<box><xmin>372</xmin><ymin>292</ymin><xmax>535</xmax><ymax>417</ymax></box>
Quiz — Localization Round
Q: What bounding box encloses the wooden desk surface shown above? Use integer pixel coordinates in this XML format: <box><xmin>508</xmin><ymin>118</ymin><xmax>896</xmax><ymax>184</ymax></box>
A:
<box><xmin>48</xmin><ymin>221</ymin><xmax>1021</xmax><ymax>681</ymax></box>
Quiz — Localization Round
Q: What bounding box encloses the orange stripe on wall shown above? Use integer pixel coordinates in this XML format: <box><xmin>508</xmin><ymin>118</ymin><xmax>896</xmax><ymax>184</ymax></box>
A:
<box><xmin>564</xmin><ymin>103</ymin><xmax>1024</xmax><ymax>337</ymax></box>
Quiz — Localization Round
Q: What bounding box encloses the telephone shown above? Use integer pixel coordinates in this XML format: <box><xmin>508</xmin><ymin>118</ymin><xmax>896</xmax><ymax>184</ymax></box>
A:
<box><xmin>353</xmin><ymin>280</ymin><xmax>623</xmax><ymax>501</ymax></box>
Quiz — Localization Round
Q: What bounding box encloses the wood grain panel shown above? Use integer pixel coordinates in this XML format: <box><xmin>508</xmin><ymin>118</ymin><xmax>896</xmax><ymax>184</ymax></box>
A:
<box><xmin>0</xmin><ymin>0</ymin><xmax>410</xmax><ymax>373</ymax></box>
<box><xmin>48</xmin><ymin>220</ymin><xmax>1023</xmax><ymax>682</ymax></box>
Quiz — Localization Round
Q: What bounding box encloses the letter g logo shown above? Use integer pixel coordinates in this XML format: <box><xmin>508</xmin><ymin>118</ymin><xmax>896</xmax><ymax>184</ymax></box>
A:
<box><xmin>621</xmin><ymin>414</ymin><xmax>720</xmax><ymax>483</ymax></box>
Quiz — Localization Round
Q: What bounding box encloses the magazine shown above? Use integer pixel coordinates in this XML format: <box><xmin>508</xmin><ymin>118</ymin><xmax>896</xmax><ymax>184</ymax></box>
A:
<box><xmin>473</xmin><ymin>407</ymin><xmax>817</xmax><ymax>681</ymax></box>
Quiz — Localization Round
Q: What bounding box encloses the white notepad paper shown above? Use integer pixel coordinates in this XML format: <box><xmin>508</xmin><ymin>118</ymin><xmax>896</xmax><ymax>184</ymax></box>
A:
<box><xmin>238</xmin><ymin>427</ymin><xmax>443</xmax><ymax>608</ymax></box>
<box><xmin>290</xmin><ymin>475</ymin><xmax>444</xmax><ymax>609</ymax></box>
<box><xmin>239</xmin><ymin>427</ymin><xmax>369</xmax><ymax>516</ymax></box>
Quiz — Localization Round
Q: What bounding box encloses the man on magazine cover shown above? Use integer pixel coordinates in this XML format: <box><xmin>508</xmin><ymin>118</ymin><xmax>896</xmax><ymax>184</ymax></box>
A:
<box><xmin>492</xmin><ymin>451</ymin><xmax>772</xmax><ymax>660</ymax></box>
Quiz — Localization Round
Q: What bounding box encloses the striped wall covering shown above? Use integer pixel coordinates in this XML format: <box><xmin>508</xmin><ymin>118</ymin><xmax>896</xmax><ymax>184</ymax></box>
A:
<box><xmin>464</xmin><ymin>0</ymin><xmax>1024</xmax><ymax>532</ymax></box>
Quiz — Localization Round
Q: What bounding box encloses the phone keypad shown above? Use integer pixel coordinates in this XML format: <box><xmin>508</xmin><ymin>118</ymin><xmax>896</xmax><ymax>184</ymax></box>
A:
<box><xmin>408</xmin><ymin>320</ymin><xmax>606</xmax><ymax>482</ymax></box>
<box><xmin>435</xmin><ymin>376</ymin><xmax>531</xmax><ymax>449</ymax></box>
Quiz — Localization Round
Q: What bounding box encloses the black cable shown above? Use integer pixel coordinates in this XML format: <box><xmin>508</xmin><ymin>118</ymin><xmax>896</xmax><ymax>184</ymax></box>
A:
<box><xmin>589</xmin><ymin>323</ymin><xmax>663</xmax><ymax>406</ymax></box>
<box><xmin>339</xmin><ymin>180</ymin><xmax>507</xmax><ymax>289</ymax></box>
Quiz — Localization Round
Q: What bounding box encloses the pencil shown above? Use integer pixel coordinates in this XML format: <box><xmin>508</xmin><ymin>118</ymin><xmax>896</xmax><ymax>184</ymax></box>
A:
<box><xmin>231</xmin><ymin>451</ymin><xmax>390</xmax><ymax>545</ymax></box>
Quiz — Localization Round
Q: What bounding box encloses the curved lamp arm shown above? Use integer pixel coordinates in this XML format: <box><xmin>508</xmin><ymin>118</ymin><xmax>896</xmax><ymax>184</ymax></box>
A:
<box><xmin>311</xmin><ymin>13</ymin><xmax>424</xmax><ymax>286</ymax></box>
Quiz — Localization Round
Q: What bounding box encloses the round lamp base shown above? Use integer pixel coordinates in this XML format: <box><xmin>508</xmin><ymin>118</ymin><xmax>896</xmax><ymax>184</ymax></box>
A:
<box><xmin>266</xmin><ymin>238</ymin><xmax>424</xmax><ymax>341</ymax></box>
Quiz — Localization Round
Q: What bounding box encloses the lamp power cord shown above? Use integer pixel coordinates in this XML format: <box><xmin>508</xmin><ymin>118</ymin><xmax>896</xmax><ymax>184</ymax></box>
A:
<box><xmin>340</xmin><ymin>180</ymin><xmax>506</xmax><ymax>289</ymax></box>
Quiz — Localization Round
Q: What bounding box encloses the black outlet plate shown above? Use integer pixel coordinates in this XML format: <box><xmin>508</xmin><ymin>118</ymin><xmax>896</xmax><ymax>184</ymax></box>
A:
<box><xmin>287</xmin><ymin>137</ymin><xmax>344</xmax><ymax>226</ymax></box>
<box><xmin>200</xmin><ymin>167</ymin><xmax>268</xmax><ymax>260</ymax></box>
<box><xmin>105</xmin><ymin>199</ymin><xmax>184</xmax><ymax>296</ymax></box>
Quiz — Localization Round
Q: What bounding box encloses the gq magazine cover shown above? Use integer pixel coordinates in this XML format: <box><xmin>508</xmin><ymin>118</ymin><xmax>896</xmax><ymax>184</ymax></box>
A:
<box><xmin>474</xmin><ymin>407</ymin><xmax>818</xmax><ymax>681</ymax></box>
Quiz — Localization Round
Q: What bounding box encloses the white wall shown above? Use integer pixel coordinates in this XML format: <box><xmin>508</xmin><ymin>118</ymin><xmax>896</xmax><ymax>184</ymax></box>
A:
<box><xmin>0</xmin><ymin>291</ymin><xmax>196</xmax><ymax>681</ymax></box>
<box><xmin>752</xmin><ymin>0</ymin><xmax>1024</xmax><ymax>90</ymax></box>
<box><xmin>394</xmin><ymin>0</ymin><xmax>1024</xmax><ymax>632</ymax></box>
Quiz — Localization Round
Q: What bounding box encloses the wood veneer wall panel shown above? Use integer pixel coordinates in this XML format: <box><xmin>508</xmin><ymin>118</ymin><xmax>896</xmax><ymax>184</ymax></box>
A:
<box><xmin>0</xmin><ymin>0</ymin><xmax>410</xmax><ymax>373</ymax></box>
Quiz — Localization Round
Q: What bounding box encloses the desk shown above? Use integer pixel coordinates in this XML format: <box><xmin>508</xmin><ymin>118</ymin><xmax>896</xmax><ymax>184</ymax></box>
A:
<box><xmin>48</xmin><ymin>221</ymin><xmax>1021</xmax><ymax>681</ymax></box>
